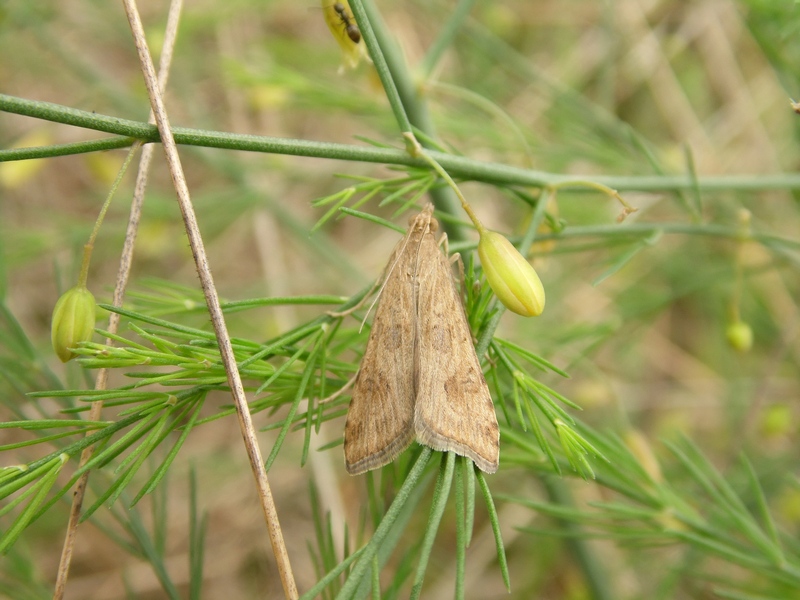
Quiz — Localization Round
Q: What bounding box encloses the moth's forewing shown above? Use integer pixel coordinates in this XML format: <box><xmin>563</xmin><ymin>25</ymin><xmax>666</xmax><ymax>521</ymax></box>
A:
<box><xmin>412</xmin><ymin>216</ymin><xmax>500</xmax><ymax>474</ymax></box>
<box><xmin>343</xmin><ymin>219</ymin><xmax>423</xmax><ymax>474</ymax></box>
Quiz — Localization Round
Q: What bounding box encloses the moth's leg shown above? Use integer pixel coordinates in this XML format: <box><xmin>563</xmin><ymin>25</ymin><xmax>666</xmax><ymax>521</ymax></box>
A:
<box><xmin>437</xmin><ymin>231</ymin><xmax>449</xmax><ymax>254</ymax></box>
<box><xmin>330</xmin><ymin>230</ymin><xmax>413</xmax><ymax>319</ymax></box>
<box><xmin>327</xmin><ymin>278</ymin><xmax>381</xmax><ymax>318</ymax></box>
<box><xmin>436</xmin><ymin>232</ymin><xmax>461</xmax><ymax>269</ymax></box>
<box><xmin>319</xmin><ymin>370</ymin><xmax>358</xmax><ymax>404</ymax></box>
<box><xmin>451</xmin><ymin>252</ymin><xmax>465</xmax><ymax>287</ymax></box>
<box><xmin>439</xmin><ymin>232</ymin><xmax>481</xmax><ymax>345</ymax></box>
<box><xmin>438</xmin><ymin>232</ymin><xmax>466</xmax><ymax>286</ymax></box>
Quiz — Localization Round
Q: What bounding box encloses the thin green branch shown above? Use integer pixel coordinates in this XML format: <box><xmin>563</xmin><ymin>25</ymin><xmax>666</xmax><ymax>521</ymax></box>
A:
<box><xmin>335</xmin><ymin>448</ymin><xmax>433</xmax><ymax>599</ymax></box>
<box><xmin>0</xmin><ymin>454</ymin><xmax>67</xmax><ymax>553</ymax></box>
<box><xmin>348</xmin><ymin>0</ymin><xmax>465</xmax><ymax>236</ymax></box>
<box><xmin>299</xmin><ymin>547</ymin><xmax>366</xmax><ymax>600</ymax></box>
<box><xmin>0</xmin><ymin>137</ymin><xmax>138</xmax><ymax>160</ymax></box>
<box><xmin>347</xmin><ymin>0</ymin><xmax>412</xmax><ymax>134</ymax></box>
<box><xmin>4</xmin><ymin>94</ymin><xmax>800</xmax><ymax>193</ymax></box>
<box><xmin>124</xmin><ymin>500</ymin><xmax>182</xmax><ymax>600</ymax></box>
<box><xmin>454</xmin><ymin>459</ymin><xmax>466</xmax><ymax>600</ymax></box>
<box><xmin>476</xmin><ymin>469</ymin><xmax>510</xmax><ymax>591</ymax></box>
<box><xmin>352</xmin><ymin>1</ymin><xmax>431</xmax><ymax>137</ymax></box>
<box><xmin>410</xmin><ymin>452</ymin><xmax>456</xmax><ymax>600</ymax></box>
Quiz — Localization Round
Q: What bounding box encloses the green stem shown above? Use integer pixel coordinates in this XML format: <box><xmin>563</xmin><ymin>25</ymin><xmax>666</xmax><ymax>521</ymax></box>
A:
<box><xmin>347</xmin><ymin>0</ymin><xmax>413</xmax><ymax>135</ymax></box>
<box><xmin>4</xmin><ymin>95</ymin><xmax>800</xmax><ymax>193</ymax></box>
<box><xmin>410</xmin><ymin>452</ymin><xmax>456</xmax><ymax>600</ymax></box>
<box><xmin>537</xmin><ymin>222</ymin><xmax>799</xmax><ymax>249</ymax></box>
<box><xmin>730</xmin><ymin>209</ymin><xmax>752</xmax><ymax>323</ymax></box>
<box><xmin>403</xmin><ymin>133</ymin><xmax>486</xmax><ymax>234</ymax></box>
<box><xmin>549</xmin><ymin>179</ymin><xmax>636</xmax><ymax>221</ymax></box>
<box><xmin>78</xmin><ymin>142</ymin><xmax>141</xmax><ymax>288</ymax></box>
<box><xmin>347</xmin><ymin>2</ymin><xmax>465</xmax><ymax>238</ymax></box>
<box><xmin>335</xmin><ymin>448</ymin><xmax>433</xmax><ymax>600</ymax></box>
<box><xmin>520</xmin><ymin>187</ymin><xmax>552</xmax><ymax>251</ymax></box>
<box><xmin>1</xmin><ymin>137</ymin><xmax>139</xmax><ymax>161</ymax></box>
<box><xmin>454</xmin><ymin>457</ymin><xmax>467</xmax><ymax>600</ymax></box>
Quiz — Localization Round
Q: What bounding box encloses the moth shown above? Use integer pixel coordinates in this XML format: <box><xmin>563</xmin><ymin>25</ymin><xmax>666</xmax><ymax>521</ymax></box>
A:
<box><xmin>344</xmin><ymin>204</ymin><xmax>500</xmax><ymax>474</ymax></box>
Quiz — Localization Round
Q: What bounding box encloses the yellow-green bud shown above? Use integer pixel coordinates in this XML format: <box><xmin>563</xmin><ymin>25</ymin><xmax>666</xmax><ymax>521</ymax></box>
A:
<box><xmin>51</xmin><ymin>285</ymin><xmax>96</xmax><ymax>362</ymax></box>
<box><xmin>478</xmin><ymin>230</ymin><xmax>545</xmax><ymax>317</ymax></box>
<box><xmin>761</xmin><ymin>404</ymin><xmax>791</xmax><ymax>438</ymax></box>
<box><xmin>726</xmin><ymin>320</ymin><xmax>753</xmax><ymax>353</ymax></box>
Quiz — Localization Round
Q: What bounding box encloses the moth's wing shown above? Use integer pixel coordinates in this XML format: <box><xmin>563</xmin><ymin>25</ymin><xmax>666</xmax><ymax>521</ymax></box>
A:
<box><xmin>413</xmin><ymin>232</ymin><xmax>500</xmax><ymax>474</ymax></box>
<box><xmin>344</xmin><ymin>238</ymin><xmax>417</xmax><ymax>475</ymax></box>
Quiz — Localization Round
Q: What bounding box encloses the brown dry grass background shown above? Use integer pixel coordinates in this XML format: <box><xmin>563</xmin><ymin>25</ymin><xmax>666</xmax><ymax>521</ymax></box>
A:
<box><xmin>1</xmin><ymin>0</ymin><xmax>799</xmax><ymax>598</ymax></box>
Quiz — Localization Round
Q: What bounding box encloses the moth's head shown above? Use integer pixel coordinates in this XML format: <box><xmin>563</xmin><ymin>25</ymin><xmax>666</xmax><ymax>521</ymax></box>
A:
<box><xmin>408</xmin><ymin>204</ymin><xmax>437</xmax><ymax>233</ymax></box>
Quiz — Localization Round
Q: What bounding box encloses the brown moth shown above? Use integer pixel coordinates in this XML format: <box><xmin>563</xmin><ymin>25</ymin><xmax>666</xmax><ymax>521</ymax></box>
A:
<box><xmin>344</xmin><ymin>204</ymin><xmax>500</xmax><ymax>475</ymax></box>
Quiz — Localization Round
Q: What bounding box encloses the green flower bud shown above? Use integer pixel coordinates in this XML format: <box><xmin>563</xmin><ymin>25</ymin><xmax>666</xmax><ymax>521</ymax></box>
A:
<box><xmin>51</xmin><ymin>285</ymin><xmax>96</xmax><ymax>362</ymax></box>
<box><xmin>478</xmin><ymin>230</ymin><xmax>545</xmax><ymax>317</ymax></box>
<box><xmin>761</xmin><ymin>404</ymin><xmax>791</xmax><ymax>438</ymax></box>
<box><xmin>725</xmin><ymin>320</ymin><xmax>753</xmax><ymax>353</ymax></box>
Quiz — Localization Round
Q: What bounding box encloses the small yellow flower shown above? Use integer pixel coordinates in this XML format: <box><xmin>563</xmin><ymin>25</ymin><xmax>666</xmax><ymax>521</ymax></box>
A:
<box><xmin>478</xmin><ymin>230</ymin><xmax>545</xmax><ymax>317</ymax></box>
<box><xmin>51</xmin><ymin>285</ymin><xmax>96</xmax><ymax>362</ymax></box>
<box><xmin>725</xmin><ymin>320</ymin><xmax>753</xmax><ymax>353</ymax></box>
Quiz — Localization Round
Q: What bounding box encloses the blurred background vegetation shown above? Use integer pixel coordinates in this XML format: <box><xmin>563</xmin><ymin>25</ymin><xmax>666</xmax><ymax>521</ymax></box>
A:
<box><xmin>1</xmin><ymin>0</ymin><xmax>799</xmax><ymax>598</ymax></box>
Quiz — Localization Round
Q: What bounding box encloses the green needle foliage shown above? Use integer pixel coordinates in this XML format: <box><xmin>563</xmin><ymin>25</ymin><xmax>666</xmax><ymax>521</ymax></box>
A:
<box><xmin>1</xmin><ymin>0</ymin><xmax>800</xmax><ymax>598</ymax></box>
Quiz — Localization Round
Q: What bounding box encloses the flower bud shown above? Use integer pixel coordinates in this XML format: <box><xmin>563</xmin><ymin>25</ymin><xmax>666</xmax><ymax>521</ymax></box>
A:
<box><xmin>478</xmin><ymin>230</ymin><xmax>545</xmax><ymax>317</ymax></box>
<box><xmin>51</xmin><ymin>285</ymin><xmax>96</xmax><ymax>362</ymax></box>
<box><xmin>726</xmin><ymin>320</ymin><xmax>752</xmax><ymax>353</ymax></box>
